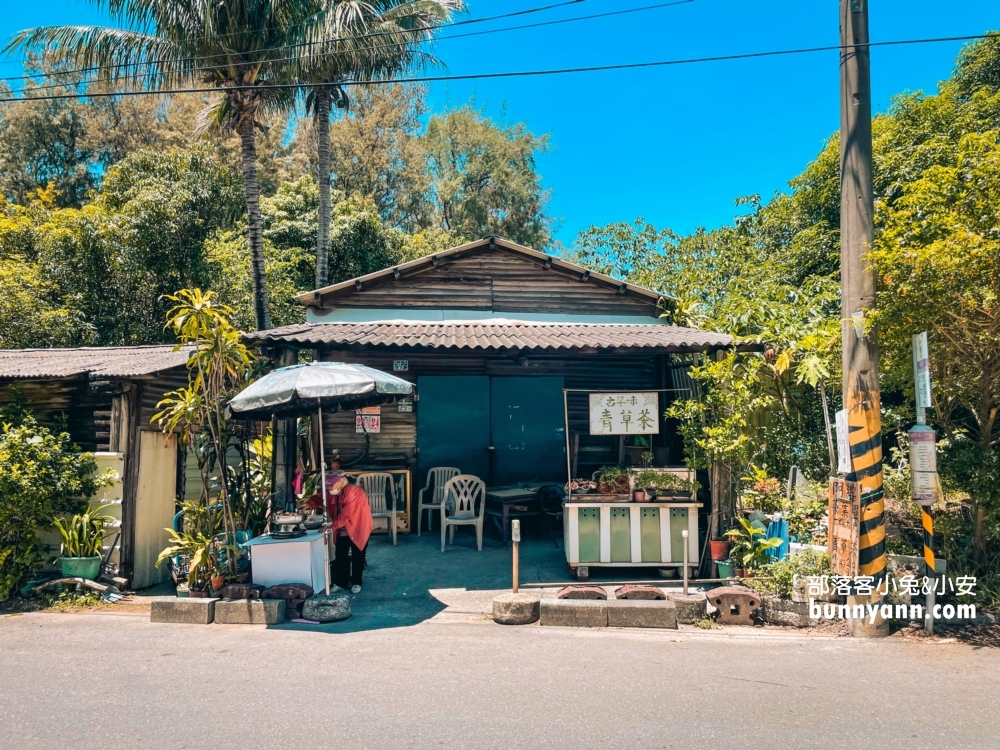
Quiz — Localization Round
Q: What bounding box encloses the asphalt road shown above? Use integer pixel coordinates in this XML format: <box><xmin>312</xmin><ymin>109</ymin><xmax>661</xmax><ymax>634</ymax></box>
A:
<box><xmin>2</xmin><ymin>611</ymin><xmax>999</xmax><ymax>750</ymax></box>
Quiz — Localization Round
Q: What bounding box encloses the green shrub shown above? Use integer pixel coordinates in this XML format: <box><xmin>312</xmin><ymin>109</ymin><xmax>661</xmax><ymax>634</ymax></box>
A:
<box><xmin>749</xmin><ymin>548</ymin><xmax>831</xmax><ymax>599</ymax></box>
<box><xmin>0</xmin><ymin>418</ymin><xmax>101</xmax><ymax>600</ymax></box>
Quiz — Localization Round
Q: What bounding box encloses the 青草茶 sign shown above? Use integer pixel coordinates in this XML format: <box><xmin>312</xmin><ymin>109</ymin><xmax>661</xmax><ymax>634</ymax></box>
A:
<box><xmin>589</xmin><ymin>393</ymin><xmax>659</xmax><ymax>435</ymax></box>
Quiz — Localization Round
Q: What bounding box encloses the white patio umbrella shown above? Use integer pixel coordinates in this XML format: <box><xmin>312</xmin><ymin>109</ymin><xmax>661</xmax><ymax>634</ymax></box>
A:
<box><xmin>228</xmin><ymin>362</ymin><xmax>414</xmax><ymax>594</ymax></box>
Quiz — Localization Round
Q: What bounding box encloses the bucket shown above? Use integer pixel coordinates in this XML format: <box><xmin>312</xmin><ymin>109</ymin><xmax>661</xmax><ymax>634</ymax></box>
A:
<box><xmin>59</xmin><ymin>556</ymin><xmax>101</xmax><ymax>580</ymax></box>
<box><xmin>716</xmin><ymin>560</ymin><xmax>735</xmax><ymax>579</ymax></box>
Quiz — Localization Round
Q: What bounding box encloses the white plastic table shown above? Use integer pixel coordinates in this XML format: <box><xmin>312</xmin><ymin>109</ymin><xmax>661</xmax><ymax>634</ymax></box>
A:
<box><xmin>245</xmin><ymin>530</ymin><xmax>329</xmax><ymax>593</ymax></box>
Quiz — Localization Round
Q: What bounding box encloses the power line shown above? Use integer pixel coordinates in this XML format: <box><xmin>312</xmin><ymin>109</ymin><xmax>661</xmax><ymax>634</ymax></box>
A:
<box><xmin>7</xmin><ymin>0</ymin><xmax>696</xmax><ymax>97</ymax></box>
<box><xmin>0</xmin><ymin>0</ymin><xmax>590</xmax><ymax>84</ymax></box>
<box><xmin>1</xmin><ymin>32</ymin><xmax>997</xmax><ymax>105</ymax></box>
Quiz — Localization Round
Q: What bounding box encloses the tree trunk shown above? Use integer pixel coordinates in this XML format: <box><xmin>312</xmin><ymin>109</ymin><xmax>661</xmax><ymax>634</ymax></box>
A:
<box><xmin>315</xmin><ymin>88</ymin><xmax>332</xmax><ymax>290</ymax></box>
<box><xmin>238</xmin><ymin>118</ymin><xmax>271</xmax><ymax>331</ymax></box>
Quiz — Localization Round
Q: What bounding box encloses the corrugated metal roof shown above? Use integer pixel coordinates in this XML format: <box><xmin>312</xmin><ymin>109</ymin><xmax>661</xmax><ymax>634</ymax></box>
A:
<box><xmin>244</xmin><ymin>321</ymin><xmax>735</xmax><ymax>352</ymax></box>
<box><xmin>0</xmin><ymin>345</ymin><xmax>193</xmax><ymax>379</ymax></box>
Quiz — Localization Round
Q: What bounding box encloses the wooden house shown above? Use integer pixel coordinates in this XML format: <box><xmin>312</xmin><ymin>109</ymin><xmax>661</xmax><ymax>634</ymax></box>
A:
<box><xmin>246</xmin><ymin>237</ymin><xmax>743</xmax><ymax>532</ymax></box>
<box><xmin>0</xmin><ymin>345</ymin><xmax>194</xmax><ymax>588</ymax></box>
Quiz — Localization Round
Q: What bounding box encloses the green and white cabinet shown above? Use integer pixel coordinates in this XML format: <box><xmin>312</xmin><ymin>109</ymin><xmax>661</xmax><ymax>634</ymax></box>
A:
<box><xmin>563</xmin><ymin>501</ymin><xmax>701</xmax><ymax>580</ymax></box>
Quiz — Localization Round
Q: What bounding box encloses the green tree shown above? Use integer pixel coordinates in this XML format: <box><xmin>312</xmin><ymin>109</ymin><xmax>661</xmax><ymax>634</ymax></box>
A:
<box><xmin>868</xmin><ymin>128</ymin><xmax>1000</xmax><ymax>558</ymax></box>
<box><xmin>6</xmin><ymin>0</ymin><xmax>325</xmax><ymax>331</ymax></box>
<box><xmin>424</xmin><ymin>105</ymin><xmax>552</xmax><ymax>248</ymax></box>
<box><xmin>300</xmin><ymin>1</ymin><xmax>460</xmax><ymax>288</ymax></box>
<box><xmin>0</xmin><ymin>60</ymin><xmax>95</xmax><ymax>208</ymax></box>
<box><xmin>34</xmin><ymin>145</ymin><xmax>243</xmax><ymax>345</ymax></box>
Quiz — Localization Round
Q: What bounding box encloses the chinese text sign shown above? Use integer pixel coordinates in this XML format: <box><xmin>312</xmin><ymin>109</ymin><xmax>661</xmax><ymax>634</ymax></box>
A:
<box><xmin>589</xmin><ymin>393</ymin><xmax>659</xmax><ymax>435</ymax></box>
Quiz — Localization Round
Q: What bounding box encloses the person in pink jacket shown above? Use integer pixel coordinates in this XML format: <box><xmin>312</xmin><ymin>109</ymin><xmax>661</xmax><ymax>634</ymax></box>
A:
<box><xmin>305</xmin><ymin>472</ymin><xmax>372</xmax><ymax>594</ymax></box>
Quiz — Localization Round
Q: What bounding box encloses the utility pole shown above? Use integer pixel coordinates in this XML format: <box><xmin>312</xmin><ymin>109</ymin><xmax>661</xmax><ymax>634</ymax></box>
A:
<box><xmin>840</xmin><ymin>0</ymin><xmax>888</xmax><ymax>636</ymax></box>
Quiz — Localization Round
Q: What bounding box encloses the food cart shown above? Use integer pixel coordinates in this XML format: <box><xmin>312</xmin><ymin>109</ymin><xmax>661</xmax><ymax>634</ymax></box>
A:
<box><xmin>562</xmin><ymin>389</ymin><xmax>702</xmax><ymax>581</ymax></box>
<box><xmin>228</xmin><ymin>362</ymin><xmax>414</xmax><ymax>593</ymax></box>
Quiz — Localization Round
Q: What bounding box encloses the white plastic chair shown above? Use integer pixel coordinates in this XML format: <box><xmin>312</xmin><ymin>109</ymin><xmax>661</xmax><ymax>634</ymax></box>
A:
<box><xmin>356</xmin><ymin>473</ymin><xmax>398</xmax><ymax>545</ymax></box>
<box><xmin>440</xmin><ymin>475</ymin><xmax>486</xmax><ymax>552</ymax></box>
<box><xmin>417</xmin><ymin>467</ymin><xmax>460</xmax><ymax>536</ymax></box>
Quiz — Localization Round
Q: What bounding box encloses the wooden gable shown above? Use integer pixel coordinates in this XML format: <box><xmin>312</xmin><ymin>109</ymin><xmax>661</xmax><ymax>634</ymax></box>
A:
<box><xmin>302</xmin><ymin>238</ymin><xmax>664</xmax><ymax>317</ymax></box>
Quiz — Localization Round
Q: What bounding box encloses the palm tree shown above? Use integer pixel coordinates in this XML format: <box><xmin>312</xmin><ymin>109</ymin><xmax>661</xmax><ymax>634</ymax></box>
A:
<box><xmin>302</xmin><ymin>1</ymin><xmax>461</xmax><ymax>289</ymax></box>
<box><xmin>5</xmin><ymin>0</ymin><xmax>326</xmax><ymax>331</ymax></box>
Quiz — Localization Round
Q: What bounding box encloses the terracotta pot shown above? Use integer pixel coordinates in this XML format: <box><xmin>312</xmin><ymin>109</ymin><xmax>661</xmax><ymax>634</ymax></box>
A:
<box><xmin>734</xmin><ymin>568</ymin><xmax>746</xmax><ymax>578</ymax></box>
<box><xmin>709</xmin><ymin>539</ymin><xmax>731</xmax><ymax>561</ymax></box>
<box><xmin>633</xmin><ymin>490</ymin><xmax>646</xmax><ymax>503</ymax></box>
<box><xmin>210</xmin><ymin>574</ymin><xmax>226</xmax><ymax>592</ymax></box>
<box><xmin>189</xmin><ymin>588</ymin><xmax>209</xmax><ymax>598</ymax></box>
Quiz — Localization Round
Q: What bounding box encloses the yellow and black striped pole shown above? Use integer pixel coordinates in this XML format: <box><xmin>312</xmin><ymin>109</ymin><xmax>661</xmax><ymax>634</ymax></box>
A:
<box><xmin>922</xmin><ymin>504</ymin><xmax>936</xmax><ymax>636</ymax></box>
<box><xmin>921</xmin><ymin>506</ymin><xmax>934</xmax><ymax>574</ymax></box>
<box><xmin>840</xmin><ymin>0</ymin><xmax>888</xmax><ymax>637</ymax></box>
<box><xmin>846</xmin><ymin>393</ymin><xmax>887</xmax><ymax>586</ymax></box>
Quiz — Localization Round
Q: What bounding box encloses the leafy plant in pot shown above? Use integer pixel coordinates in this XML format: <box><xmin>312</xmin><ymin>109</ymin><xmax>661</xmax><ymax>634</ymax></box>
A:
<box><xmin>597</xmin><ymin>466</ymin><xmax>631</xmax><ymax>495</ymax></box>
<box><xmin>156</xmin><ymin>527</ymin><xmax>237</xmax><ymax>597</ymax></box>
<box><xmin>724</xmin><ymin>517</ymin><xmax>783</xmax><ymax>576</ymax></box>
<box><xmin>53</xmin><ymin>505</ymin><xmax>114</xmax><ymax>581</ymax></box>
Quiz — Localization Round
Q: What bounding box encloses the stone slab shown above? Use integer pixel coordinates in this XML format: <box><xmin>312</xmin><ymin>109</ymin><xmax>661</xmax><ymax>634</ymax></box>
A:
<box><xmin>540</xmin><ymin>598</ymin><xmax>608</xmax><ymax>628</ymax></box>
<box><xmin>492</xmin><ymin>593</ymin><xmax>541</xmax><ymax>625</ymax></box>
<box><xmin>615</xmin><ymin>585</ymin><xmax>666</xmax><ymax>600</ymax></box>
<box><xmin>556</xmin><ymin>585</ymin><xmax>608</xmax><ymax>600</ymax></box>
<box><xmin>150</xmin><ymin>596</ymin><xmax>218</xmax><ymax>625</ymax></box>
<box><xmin>607</xmin><ymin>600</ymin><xmax>678</xmax><ymax>629</ymax></box>
<box><xmin>665</xmin><ymin>592</ymin><xmax>707</xmax><ymax>623</ymax></box>
<box><xmin>761</xmin><ymin>595</ymin><xmax>812</xmax><ymax>628</ymax></box>
<box><xmin>214</xmin><ymin>598</ymin><xmax>286</xmax><ymax>625</ymax></box>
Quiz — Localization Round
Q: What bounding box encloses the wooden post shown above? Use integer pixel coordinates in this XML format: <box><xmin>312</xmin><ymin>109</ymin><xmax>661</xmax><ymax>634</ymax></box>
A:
<box><xmin>840</xmin><ymin>0</ymin><xmax>888</xmax><ymax>625</ymax></box>
<box><xmin>271</xmin><ymin>348</ymin><xmax>298</xmax><ymax>513</ymax></box>
<box><xmin>117</xmin><ymin>382</ymin><xmax>142</xmax><ymax>585</ymax></box>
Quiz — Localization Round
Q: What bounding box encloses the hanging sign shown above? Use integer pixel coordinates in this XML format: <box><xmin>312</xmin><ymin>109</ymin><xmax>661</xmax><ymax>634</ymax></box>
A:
<box><xmin>912</xmin><ymin>332</ymin><xmax>932</xmax><ymax>410</ymax></box>
<box><xmin>828</xmin><ymin>478</ymin><xmax>861</xmax><ymax>578</ymax></box>
<box><xmin>356</xmin><ymin>407</ymin><xmax>381</xmax><ymax>434</ymax></box>
<box><xmin>397</xmin><ymin>400</ymin><xmax>413</xmax><ymax>413</ymax></box>
<box><xmin>589</xmin><ymin>393</ymin><xmax>659</xmax><ymax>435</ymax></box>
<box><xmin>835</xmin><ymin>409</ymin><xmax>852</xmax><ymax>474</ymax></box>
<box><xmin>909</xmin><ymin>424</ymin><xmax>938</xmax><ymax>505</ymax></box>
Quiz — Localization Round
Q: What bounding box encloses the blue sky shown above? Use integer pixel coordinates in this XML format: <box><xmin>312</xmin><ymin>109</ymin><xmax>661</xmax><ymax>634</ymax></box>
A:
<box><xmin>2</xmin><ymin>1</ymin><xmax>998</xmax><ymax>248</ymax></box>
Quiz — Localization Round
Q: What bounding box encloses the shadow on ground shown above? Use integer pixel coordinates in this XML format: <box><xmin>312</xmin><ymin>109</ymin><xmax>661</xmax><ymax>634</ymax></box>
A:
<box><xmin>270</xmin><ymin>526</ymin><xmax>570</xmax><ymax>634</ymax></box>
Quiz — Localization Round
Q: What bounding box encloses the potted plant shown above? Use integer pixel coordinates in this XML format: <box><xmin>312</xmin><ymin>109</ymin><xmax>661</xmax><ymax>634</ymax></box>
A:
<box><xmin>53</xmin><ymin>505</ymin><xmax>114</xmax><ymax>581</ymax></box>
<box><xmin>632</xmin><ymin>470</ymin><xmax>660</xmax><ymax>501</ymax></box>
<box><xmin>716</xmin><ymin>559</ymin><xmax>736</xmax><ymax>579</ymax></box>
<box><xmin>597</xmin><ymin>466</ymin><xmax>630</xmax><ymax>496</ymax></box>
<box><xmin>709</xmin><ymin>537</ymin><xmax>731</xmax><ymax>561</ymax></box>
<box><xmin>156</xmin><ymin>527</ymin><xmax>237</xmax><ymax>597</ymax></box>
<box><xmin>724</xmin><ymin>517</ymin><xmax>783</xmax><ymax>576</ymax></box>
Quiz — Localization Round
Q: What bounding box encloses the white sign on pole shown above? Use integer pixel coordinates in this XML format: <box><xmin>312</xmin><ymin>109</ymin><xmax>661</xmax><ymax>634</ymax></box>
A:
<box><xmin>909</xmin><ymin>424</ymin><xmax>938</xmax><ymax>504</ymax></box>
<box><xmin>835</xmin><ymin>409</ymin><xmax>852</xmax><ymax>474</ymax></box>
<box><xmin>589</xmin><ymin>393</ymin><xmax>659</xmax><ymax>435</ymax></box>
<box><xmin>913</xmin><ymin>332</ymin><xmax>932</xmax><ymax>410</ymax></box>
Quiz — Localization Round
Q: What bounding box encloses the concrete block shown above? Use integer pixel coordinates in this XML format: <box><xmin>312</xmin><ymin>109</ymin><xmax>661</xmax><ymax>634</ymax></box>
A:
<box><xmin>556</xmin><ymin>585</ymin><xmax>607</xmax><ymax>600</ymax></box>
<box><xmin>706</xmin><ymin>586</ymin><xmax>761</xmax><ymax>626</ymax></box>
<box><xmin>492</xmin><ymin>593</ymin><xmax>540</xmax><ymax>625</ymax></box>
<box><xmin>607</xmin><ymin>599</ymin><xmax>677</xmax><ymax>629</ymax></box>
<box><xmin>665</xmin><ymin>592</ymin><xmax>706</xmax><ymax>623</ymax></box>
<box><xmin>214</xmin><ymin>598</ymin><xmax>286</xmax><ymax>625</ymax></box>
<box><xmin>761</xmin><ymin>595</ymin><xmax>812</xmax><ymax>628</ymax></box>
<box><xmin>540</xmin><ymin>598</ymin><xmax>607</xmax><ymax>628</ymax></box>
<box><xmin>150</xmin><ymin>596</ymin><xmax>218</xmax><ymax>624</ymax></box>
